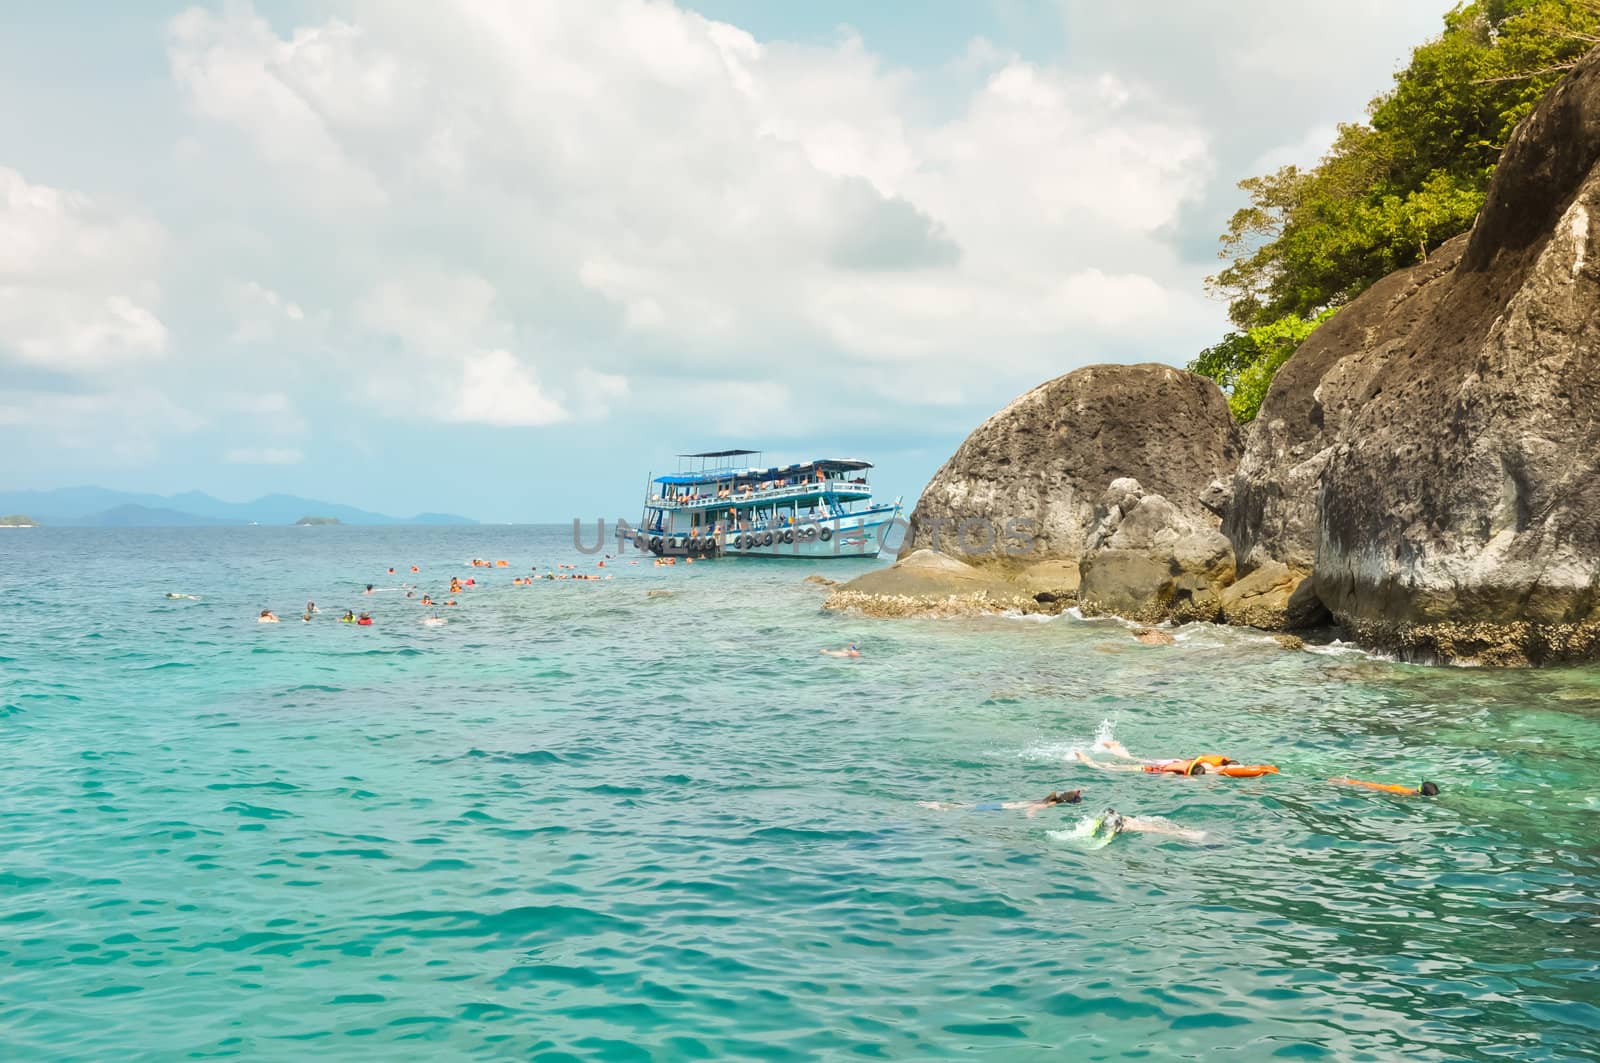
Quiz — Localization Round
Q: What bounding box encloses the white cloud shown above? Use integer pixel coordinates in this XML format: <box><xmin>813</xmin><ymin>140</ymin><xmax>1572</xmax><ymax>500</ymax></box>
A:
<box><xmin>0</xmin><ymin>388</ymin><xmax>202</xmax><ymax>463</ymax></box>
<box><xmin>448</xmin><ymin>349</ymin><xmax>568</xmax><ymax>427</ymax></box>
<box><xmin>571</xmin><ymin>369</ymin><xmax>629</xmax><ymax>420</ymax></box>
<box><xmin>0</xmin><ymin>166</ymin><xmax>168</xmax><ymax>370</ymax></box>
<box><xmin>163</xmin><ymin>0</ymin><xmax>1220</xmax><ymax>415</ymax></box>
<box><xmin>355</xmin><ymin>269</ymin><xmax>506</xmax><ymax>356</ymax></box>
<box><xmin>167</xmin><ymin>7</ymin><xmax>394</xmax><ymax>209</ymax></box>
<box><xmin>223</xmin><ymin>446</ymin><xmax>304</xmax><ymax>464</ymax></box>
<box><xmin>228</xmin><ymin>281</ymin><xmax>305</xmax><ymax>344</ymax></box>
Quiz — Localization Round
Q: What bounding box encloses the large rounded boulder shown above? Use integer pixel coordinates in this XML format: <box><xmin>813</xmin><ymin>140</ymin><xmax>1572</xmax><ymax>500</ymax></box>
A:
<box><xmin>899</xmin><ymin>363</ymin><xmax>1241</xmax><ymax>568</ymax></box>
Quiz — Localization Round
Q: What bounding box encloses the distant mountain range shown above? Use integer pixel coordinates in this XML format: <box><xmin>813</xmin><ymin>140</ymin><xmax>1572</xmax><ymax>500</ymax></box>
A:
<box><xmin>0</xmin><ymin>487</ymin><xmax>475</xmax><ymax>527</ymax></box>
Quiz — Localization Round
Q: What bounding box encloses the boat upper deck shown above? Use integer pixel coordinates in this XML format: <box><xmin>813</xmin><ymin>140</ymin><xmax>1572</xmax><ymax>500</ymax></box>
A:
<box><xmin>648</xmin><ymin>454</ymin><xmax>874</xmax><ymax>511</ymax></box>
<box><xmin>650</xmin><ymin>478</ymin><xmax>871</xmax><ymax>511</ymax></box>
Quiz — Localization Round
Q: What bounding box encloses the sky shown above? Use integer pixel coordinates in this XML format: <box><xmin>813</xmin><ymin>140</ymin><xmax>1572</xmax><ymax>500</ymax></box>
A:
<box><xmin>0</xmin><ymin>0</ymin><xmax>1452</xmax><ymax>522</ymax></box>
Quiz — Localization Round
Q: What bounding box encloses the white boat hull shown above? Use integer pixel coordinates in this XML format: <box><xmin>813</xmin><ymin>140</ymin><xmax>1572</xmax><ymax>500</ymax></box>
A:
<box><xmin>620</xmin><ymin>505</ymin><xmax>901</xmax><ymax>560</ymax></box>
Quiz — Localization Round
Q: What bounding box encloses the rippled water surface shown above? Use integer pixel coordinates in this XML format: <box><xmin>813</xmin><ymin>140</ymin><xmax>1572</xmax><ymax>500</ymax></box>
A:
<box><xmin>2</xmin><ymin>526</ymin><xmax>1598</xmax><ymax>1061</ymax></box>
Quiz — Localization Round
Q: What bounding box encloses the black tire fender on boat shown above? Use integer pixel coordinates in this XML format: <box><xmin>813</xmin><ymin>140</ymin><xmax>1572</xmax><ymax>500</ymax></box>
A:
<box><xmin>819</xmin><ymin>527</ymin><xmax>832</xmax><ymax>542</ymax></box>
<box><xmin>650</xmin><ymin>536</ymin><xmax>662</xmax><ymax>552</ymax></box>
<box><xmin>689</xmin><ymin>536</ymin><xmax>700</xmax><ymax>552</ymax></box>
<box><xmin>763</xmin><ymin>531</ymin><xmax>774</xmax><ymax>546</ymax></box>
<box><xmin>633</xmin><ymin>533</ymin><xmax>645</xmax><ymax>550</ymax></box>
<box><xmin>782</xmin><ymin>529</ymin><xmax>794</xmax><ymax>544</ymax></box>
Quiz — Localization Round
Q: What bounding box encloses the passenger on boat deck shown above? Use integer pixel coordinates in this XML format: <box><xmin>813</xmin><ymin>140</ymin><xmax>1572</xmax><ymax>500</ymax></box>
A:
<box><xmin>821</xmin><ymin>643</ymin><xmax>861</xmax><ymax>658</ymax></box>
<box><xmin>920</xmin><ymin>790</ymin><xmax>1082</xmax><ymax>816</ymax></box>
<box><xmin>258</xmin><ymin>609</ymin><xmax>279</xmax><ymax>623</ymax></box>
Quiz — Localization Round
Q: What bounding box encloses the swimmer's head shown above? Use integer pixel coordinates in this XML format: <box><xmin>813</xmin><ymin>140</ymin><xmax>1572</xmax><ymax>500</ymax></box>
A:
<box><xmin>1045</xmin><ymin>790</ymin><xmax>1082</xmax><ymax>805</ymax></box>
<box><xmin>1101</xmin><ymin>809</ymin><xmax>1126</xmax><ymax>835</ymax></box>
<box><xmin>1419</xmin><ymin>781</ymin><xmax>1441</xmax><ymax>796</ymax></box>
<box><xmin>1188</xmin><ymin>762</ymin><xmax>1208</xmax><ymax>776</ymax></box>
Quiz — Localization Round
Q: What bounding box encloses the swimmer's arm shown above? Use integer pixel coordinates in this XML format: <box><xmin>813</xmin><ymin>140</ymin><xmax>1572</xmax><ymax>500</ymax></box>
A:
<box><xmin>1096</xmin><ymin>739</ymin><xmax>1141</xmax><ymax>761</ymax></box>
<box><xmin>1072</xmin><ymin>750</ymin><xmax>1142</xmax><ymax>773</ymax></box>
<box><xmin>1122</xmin><ymin>817</ymin><xmax>1207</xmax><ymax>842</ymax></box>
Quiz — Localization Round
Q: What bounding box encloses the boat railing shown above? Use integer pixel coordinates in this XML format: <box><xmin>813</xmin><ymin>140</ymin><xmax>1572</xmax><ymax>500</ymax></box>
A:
<box><xmin>638</xmin><ymin>500</ymin><xmax>898</xmax><ymax>539</ymax></box>
<box><xmin>649</xmin><ymin>478</ymin><xmax>871</xmax><ymax>510</ymax></box>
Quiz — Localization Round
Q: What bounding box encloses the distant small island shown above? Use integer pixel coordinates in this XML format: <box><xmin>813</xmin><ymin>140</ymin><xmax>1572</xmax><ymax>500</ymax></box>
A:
<box><xmin>295</xmin><ymin>515</ymin><xmax>342</xmax><ymax>526</ymax></box>
<box><xmin>1</xmin><ymin>514</ymin><xmax>37</xmax><ymax>527</ymax></box>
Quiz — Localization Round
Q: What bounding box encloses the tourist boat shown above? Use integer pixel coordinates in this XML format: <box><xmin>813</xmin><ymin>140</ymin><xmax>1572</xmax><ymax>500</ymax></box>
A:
<box><xmin>622</xmin><ymin>449</ymin><xmax>902</xmax><ymax>558</ymax></box>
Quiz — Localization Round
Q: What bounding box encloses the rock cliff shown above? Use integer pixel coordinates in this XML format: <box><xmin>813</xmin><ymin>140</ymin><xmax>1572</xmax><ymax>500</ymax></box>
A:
<box><xmin>1309</xmin><ymin>50</ymin><xmax>1600</xmax><ymax>664</ymax></box>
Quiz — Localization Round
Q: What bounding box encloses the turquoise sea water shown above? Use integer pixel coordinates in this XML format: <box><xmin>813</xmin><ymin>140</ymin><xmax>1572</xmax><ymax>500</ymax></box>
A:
<box><xmin>2</xmin><ymin>525</ymin><xmax>1598</xmax><ymax>1061</ymax></box>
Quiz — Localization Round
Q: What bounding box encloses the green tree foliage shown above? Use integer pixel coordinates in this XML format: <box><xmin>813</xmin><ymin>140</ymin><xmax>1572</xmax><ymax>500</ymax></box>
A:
<box><xmin>1192</xmin><ymin>1</ymin><xmax>1600</xmax><ymax>421</ymax></box>
<box><xmin>1194</xmin><ymin>311</ymin><xmax>1337</xmax><ymax>423</ymax></box>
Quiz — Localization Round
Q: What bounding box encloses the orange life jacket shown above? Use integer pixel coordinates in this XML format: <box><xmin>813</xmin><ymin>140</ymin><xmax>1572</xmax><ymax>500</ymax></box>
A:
<box><xmin>1332</xmin><ymin>777</ymin><xmax>1416</xmax><ymax>795</ymax></box>
<box><xmin>1216</xmin><ymin>764</ymin><xmax>1279</xmax><ymax>778</ymax></box>
<box><xmin>1142</xmin><ymin>757</ymin><xmax>1215</xmax><ymax>776</ymax></box>
<box><xmin>1142</xmin><ymin>756</ymin><xmax>1277</xmax><ymax>778</ymax></box>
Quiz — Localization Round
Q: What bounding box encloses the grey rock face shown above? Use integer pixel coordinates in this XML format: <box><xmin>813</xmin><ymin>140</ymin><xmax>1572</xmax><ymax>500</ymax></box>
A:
<box><xmin>1078</xmin><ymin>480</ymin><xmax>1236</xmax><ymax>624</ymax></box>
<box><xmin>1237</xmin><ymin>47</ymin><xmax>1600</xmax><ymax>664</ymax></box>
<box><xmin>900</xmin><ymin>363</ymin><xmax>1241</xmax><ymax>566</ymax></box>
<box><xmin>1226</xmin><ymin>237</ymin><xmax>1467</xmax><ymax>573</ymax></box>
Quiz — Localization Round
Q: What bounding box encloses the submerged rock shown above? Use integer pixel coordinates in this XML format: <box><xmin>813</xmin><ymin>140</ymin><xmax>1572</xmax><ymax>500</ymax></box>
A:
<box><xmin>1130</xmin><ymin>627</ymin><xmax>1175</xmax><ymax>646</ymax></box>
<box><xmin>827</xmin><ymin>549</ymin><xmax>1073</xmax><ymax>617</ymax></box>
<box><xmin>821</xmin><ymin>588</ymin><xmax>1052</xmax><ymax>619</ymax></box>
<box><xmin>839</xmin><ymin>549</ymin><xmax>1020</xmax><ymax>597</ymax></box>
<box><xmin>802</xmin><ymin>574</ymin><xmax>839</xmax><ymax>588</ymax></box>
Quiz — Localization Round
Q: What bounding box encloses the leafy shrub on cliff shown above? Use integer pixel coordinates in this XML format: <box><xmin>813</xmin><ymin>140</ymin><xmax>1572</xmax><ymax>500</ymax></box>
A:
<box><xmin>1191</xmin><ymin>311</ymin><xmax>1337</xmax><ymax>423</ymax></box>
<box><xmin>1193</xmin><ymin>0</ymin><xmax>1600</xmax><ymax>419</ymax></box>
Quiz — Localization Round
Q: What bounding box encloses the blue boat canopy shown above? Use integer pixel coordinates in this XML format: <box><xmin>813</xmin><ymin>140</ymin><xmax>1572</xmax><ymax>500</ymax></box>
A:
<box><xmin>654</xmin><ymin>458</ymin><xmax>872</xmax><ymax>486</ymax></box>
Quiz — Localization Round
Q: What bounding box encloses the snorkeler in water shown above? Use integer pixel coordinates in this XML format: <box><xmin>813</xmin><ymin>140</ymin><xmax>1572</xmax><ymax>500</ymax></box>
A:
<box><xmin>1331</xmin><ymin>777</ymin><xmax>1440</xmax><ymax>797</ymax></box>
<box><xmin>821</xmin><ymin>642</ymin><xmax>861</xmax><ymax>658</ymax></box>
<box><xmin>1082</xmin><ymin>807</ymin><xmax>1208</xmax><ymax>843</ymax></box>
<box><xmin>1072</xmin><ymin>748</ymin><xmax>1278</xmax><ymax>779</ymax></box>
<box><xmin>921</xmin><ymin>790</ymin><xmax>1083</xmax><ymax>817</ymax></box>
